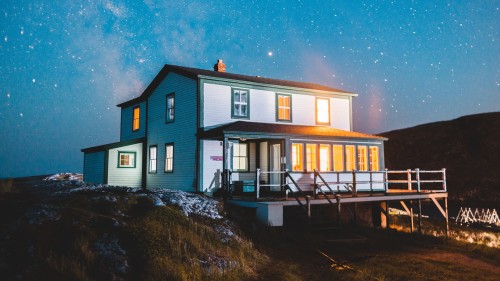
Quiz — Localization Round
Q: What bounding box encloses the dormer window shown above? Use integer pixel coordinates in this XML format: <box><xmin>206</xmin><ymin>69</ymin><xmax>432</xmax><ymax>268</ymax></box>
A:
<box><xmin>132</xmin><ymin>106</ymin><xmax>140</xmax><ymax>131</ymax></box>
<box><xmin>316</xmin><ymin>97</ymin><xmax>330</xmax><ymax>125</ymax></box>
<box><xmin>232</xmin><ymin>89</ymin><xmax>249</xmax><ymax>118</ymax></box>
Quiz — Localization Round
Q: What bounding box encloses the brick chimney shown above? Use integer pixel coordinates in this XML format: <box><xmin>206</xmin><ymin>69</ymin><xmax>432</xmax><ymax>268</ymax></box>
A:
<box><xmin>213</xmin><ymin>59</ymin><xmax>226</xmax><ymax>72</ymax></box>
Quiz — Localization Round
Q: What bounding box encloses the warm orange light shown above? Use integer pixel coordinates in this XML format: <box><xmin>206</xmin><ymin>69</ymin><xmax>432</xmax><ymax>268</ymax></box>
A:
<box><xmin>319</xmin><ymin>144</ymin><xmax>330</xmax><ymax>171</ymax></box>
<box><xmin>133</xmin><ymin>107</ymin><xmax>140</xmax><ymax>131</ymax></box>
<box><xmin>316</xmin><ymin>98</ymin><xmax>329</xmax><ymax>124</ymax></box>
<box><xmin>292</xmin><ymin>143</ymin><xmax>303</xmax><ymax>171</ymax></box>
<box><xmin>357</xmin><ymin>146</ymin><xmax>368</xmax><ymax>171</ymax></box>
<box><xmin>333</xmin><ymin>145</ymin><xmax>344</xmax><ymax>172</ymax></box>
<box><xmin>369</xmin><ymin>146</ymin><xmax>379</xmax><ymax>171</ymax></box>
<box><xmin>345</xmin><ymin>145</ymin><xmax>355</xmax><ymax>171</ymax></box>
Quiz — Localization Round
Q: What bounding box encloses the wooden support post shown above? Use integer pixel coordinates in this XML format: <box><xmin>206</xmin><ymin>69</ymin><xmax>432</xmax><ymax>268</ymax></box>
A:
<box><xmin>416</xmin><ymin>168</ymin><xmax>421</xmax><ymax>192</ymax></box>
<box><xmin>442</xmin><ymin>168</ymin><xmax>447</xmax><ymax>192</ymax></box>
<box><xmin>445</xmin><ymin>197</ymin><xmax>449</xmax><ymax>238</ymax></box>
<box><xmin>400</xmin><ymin>201</ymin><xmax>413</xmax><ymax>233</ymax></box>
<box><xmin>384</xmin><ymin>168</ymin><xmax>389</xmax><ymax>193</ymax></box>
<box><xmin>306</xmin><ymin>195</ymin><xmax>311</xmax><ymax>229</ymax></box>
<box><xmin>256</xmin><ymin>168</ymin><xmax>261</xmax><ymax>199</ymax></box>
<box><xmin>387</xmin><ymin>201</ymin><xmax>390</xmax><ymax>230</ymax></box>
<box><xmin>336</xmin><ymin>195</ymin><xmax>341</xmax><ymax>228</ymax></box>
<box><xmin>410</xmin><ymin>200</ymin><xmax>414</xmax><ymax>233</ymax></box>
<box><xmin>407</xmin><ymin>169</ymin><xmax>412</xmax><ymax>190</ymax></box>
<box><xmin>352</xmin><ymin>170</ymin><xmax>357</xmax><ymax>197</ymax></box>
<box><xmin>379</xmin><ymin>201</ymin><xmax>389</xmax><ymax>229</ymax></box>
<box><xmin>417</xmin><ymin>199</ymin><xmax>422</xmax><ymax>234</ymax></box>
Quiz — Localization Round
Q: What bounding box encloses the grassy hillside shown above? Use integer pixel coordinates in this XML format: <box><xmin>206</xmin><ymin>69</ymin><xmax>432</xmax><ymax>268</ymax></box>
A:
<box><xmin>381</xmin><ymin>112</ymin><xmax>500</xmax><ymax>204</ymax></box>
<box><xmin>1</xmin><ymin>175</ymin><xmax>499</xmax><ymax>280</ymax></box>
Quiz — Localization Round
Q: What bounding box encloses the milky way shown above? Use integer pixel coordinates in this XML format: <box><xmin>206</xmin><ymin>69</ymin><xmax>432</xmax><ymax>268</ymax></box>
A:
<box><xmin>0</xmin><ymin>1</ymin><xmax>498</xmax><ymax>177</ymax></box>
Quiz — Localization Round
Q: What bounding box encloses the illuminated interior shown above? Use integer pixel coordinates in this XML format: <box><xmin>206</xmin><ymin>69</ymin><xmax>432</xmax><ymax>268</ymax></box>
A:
<box><xmin>291</xmin><ymin>143</ymin><xmax>303</xmax><ymax>171</ymax></box>
<box><xmin>133</xmin><ymin>107</ymin><xmax>140</xmax><ymax>131</ymax></box>
<box><xmin>345</xmin><ymin>145</ymin><xmax>356</xmax><ymax>171</ymax></box>
<box><xmin>316</xmin><ymin>98</ymin><xmax>330</xmax><ymax>124</ymax></box>
<box><xmin>306</xmin><ymin>144</ymin><xmax>317</xmax><ymax>171</ymax></box>
<box><xmin>319</xmin><ymin>144</ymin><xmax>330</xmax><ymax>171</ymax></box>
<box><xmin>232</xmin><ymin>143</ymin><xmax>248</xmax><ymax>171</ymax></box>
<box><xmin>357</xmin><ymin>145</ymin><xmax>368</xmax><ymax>171</ymax></box>
<box><xmin>333</xmin><ymin>145</ymin><xmax>344</xmax><ymax>171</ymax></box>
<box><xmin>277</xmin><ymin>95</ymin><xmax>291</xmax><ymax>120</ymax></box>
<box><xmin>369</xmin><ymin>146</ymin><xmax>379</xmax><ymax>171</ymax></box>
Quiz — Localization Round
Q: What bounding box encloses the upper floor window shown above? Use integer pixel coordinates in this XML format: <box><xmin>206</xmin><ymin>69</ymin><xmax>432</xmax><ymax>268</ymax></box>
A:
<box><xmin>132</xmin><ymin>106</ymin><xmax>140</xmax><ymax>131</ymax></box>
<box><xmin>232</xmin><ymin>89</ymin><xmax>249</xmax><ymax>118</ymax></box>
<box><xmin>166</xmin><ymin>93</ymin><xmax>175</xmax><ymax>123</ymax></box>
<box><xmin>316</xmin><ymin>98</ymin><xmax>330</xmax><ymax>125</ymax></box>
<box><xmin>276</xmin><ymin>94</ymin><xmax>291</xmax><ymax>121</ymax></box>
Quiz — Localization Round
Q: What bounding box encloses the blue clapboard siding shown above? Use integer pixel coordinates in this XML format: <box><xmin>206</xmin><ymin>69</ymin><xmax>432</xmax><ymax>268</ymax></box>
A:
<box><xmin>146</xmin><ymin>72</ymin><xmax>198</xmax><ymax>192</ymax></box>
<box><xmin>120</xmin><ymin>101</ymin><xmax>146</xmax><ymax>141</ymax></box>
<box><xmin>83</xmin><ymin>151</ymin><xmax>105</xmax><ymax>184</ymax></box>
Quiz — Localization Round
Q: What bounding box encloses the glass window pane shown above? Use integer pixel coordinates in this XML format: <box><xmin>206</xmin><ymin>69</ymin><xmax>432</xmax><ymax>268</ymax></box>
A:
<box><xmin>319</xmin><ymin>144</ymin><xmax>330</xmax><ymax>171</ymax></box>
<box><xmin>306</xmin><ymin>144</ymin><xmax>317</xmax><ymax>172</ymax></box>
<box><xmin>292</xmin><ymin>143</ymin><xmax>303</xmax><ymax>171</ymax></box>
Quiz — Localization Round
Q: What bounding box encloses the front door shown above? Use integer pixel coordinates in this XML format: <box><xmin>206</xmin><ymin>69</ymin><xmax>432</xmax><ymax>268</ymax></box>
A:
<box><xmin>269</xmin><ymin>141</ymin><xmax>283</xmax><ymax>192</ymax></box>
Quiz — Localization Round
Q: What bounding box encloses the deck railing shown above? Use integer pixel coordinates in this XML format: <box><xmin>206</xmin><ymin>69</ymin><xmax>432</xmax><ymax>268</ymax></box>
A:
<box><xmin>223</xmin><ymin>168</ymin><xmax>447</xmax><ymax>200</ymax></box>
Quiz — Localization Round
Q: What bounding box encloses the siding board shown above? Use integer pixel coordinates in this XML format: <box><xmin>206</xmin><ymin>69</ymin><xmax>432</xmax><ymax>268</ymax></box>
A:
<box><xmin>83</xmin><ymin>151</ymin><xmax>105</xmax><ymax>184</ymax></box>
<box><xmin>120</xmin><ymin>102</ymin><xmax>146</xmax><ymax>141</ymax></box>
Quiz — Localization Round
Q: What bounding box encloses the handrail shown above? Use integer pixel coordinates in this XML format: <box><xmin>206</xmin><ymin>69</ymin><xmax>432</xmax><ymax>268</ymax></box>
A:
<box><xmin>284</xmin><ymin>171</ymin><xmax>308</xmax><ymax>212</ymax></box>
<box><xmin>313</xmin><ymin>170</ymin><xmax>335</xmax><ymax>205</ymax></box>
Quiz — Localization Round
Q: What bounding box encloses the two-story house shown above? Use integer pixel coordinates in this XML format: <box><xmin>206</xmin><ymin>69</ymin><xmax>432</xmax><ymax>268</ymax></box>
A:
<box><xmin>82</xmin><ymin>60</ymin><xmax>386</xmax><ymax>193</ymax></box>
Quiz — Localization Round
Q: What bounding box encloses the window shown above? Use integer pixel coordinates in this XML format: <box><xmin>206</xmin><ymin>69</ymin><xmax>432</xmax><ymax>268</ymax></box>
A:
<box><xmin>165</xmin><ymin>144</ymin><xmax>174</xmax><ymax>172</ymax></box>
<box><xmin>232</xmin><ymin>89</ymin><xmax>249</xmax><ymax>118</ymax></box>
<box><xmin>232</xmin><ymin>143</ymin><xmax>248</xmax><ymax>171</ymax></box>
<box><xmin>117</xmin><ymin>151</ymin><xmax>136</xmax><ymax>168</ymax></box>
<box><xmin>149</xmin><ymin>146</ymin><xmax>157</xmax><ymax>173</ymax></box>
<box><xmin>306</xmin><ymin>144</ymin><xmax>317</xmax><ymax>172</ymax></box>
<box><xmin>319</xmin><ymin>144</ymin><xmax>331</xmax><ymax>171</ymax></box>
<box><xmin>276</xmin><ymin>94</ymin><xmax>291</xmax><ymax>121</ymax></box>
<box><xmin>345</xmin><ymin>145</ymin><xmax>356</xmax><ymax>171</ymax></box>
<box><xmin>166</xmin><ymin>93</ymin><xmax>175</xmax><ymax>123</ymax></box>
<box><xmin>132</xmin><ymin>106</ymin><xmax>140</xmax><ymax>131</ymax></box>
<box><xmin>291</xmin><ymin>143</ymin><xmax>303</xmax><ymax>171</ymax></box>
<box><xmin>333</xmin><ymin>145</ymin><xmax>344</xmax><ymax>172</ymax></box>
<box><xmin>357</xmin><ymin>146</ymin><xmax>368</xmax><ymax>171</ymax></box>
<box><xmin>316</xmin><ymin>98</ymin><xmax>330</xmax><ymax>125</ymax></box>
<box><xmin>369</xmin><ymin>146</ymin><xmax>380</xmax><ymax>171</ymax></box>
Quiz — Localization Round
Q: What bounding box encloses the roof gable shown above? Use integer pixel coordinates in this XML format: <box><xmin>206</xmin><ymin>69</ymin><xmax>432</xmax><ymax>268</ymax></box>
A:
<box><xmin>117</xmin><ymin>64</ymin><xmax>352</xmax><ymax>108</ymax></box>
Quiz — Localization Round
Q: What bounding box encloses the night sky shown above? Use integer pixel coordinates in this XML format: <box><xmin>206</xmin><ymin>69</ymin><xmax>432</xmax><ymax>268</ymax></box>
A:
<box><xmin>1</xmin><ymin>1</ymin><xmax>499</xmax><ymax>178</ymax></box>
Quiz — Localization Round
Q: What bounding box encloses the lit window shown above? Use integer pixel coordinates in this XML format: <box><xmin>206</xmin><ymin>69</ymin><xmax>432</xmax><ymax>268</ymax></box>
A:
<box><xmin>291</xmin><ymin>143</ymin><xmax>303</xmax><ymax>171</ymax></box>
<box><xmin>232</xmin><ymin>143</ymin><xmax>248</xmax><ymax>171</ymax></box>
<box><xmin>319</xmin><ymin>144</ymin><xmax>331</xmax><ymax>171</ymax></box>
<box><xmin>357</xmin><ymin>146</ymin><xmax>368</xmax><ymax>171</ymax></box>
<box><xmin>118</xmin><ymin>151</ymin><xmax>136</xmax><ymax>168</ymax></box>
<box><xmin>149</xmin><ymin>146</ymin><xmax>157</xmax><ymax>173</ymax></box>
<box><xmin>333</xmin><ymin>145</ymin><xmax>344</xmax><ymax>172</ymax></box>
<box><xmin>232</xmin><ymin>89</ymin><xmax>249</xmax><ymax>118</ymax></box>
<box><xmin>316</xmin><ymin>98</ymin><xmax>330</xmax><ymax>125</ymax></box>
<box><xmin>132</xmin><ymin>106</ymin><xmax>140</xmax><ymax>131</ymax></box>
<box><xmin>369</xmin><ymin>146</ymin><xmax>379</xmax><ymax>171</ymax></box>
<box><xmin>345</xmin><ymin>145</ymin><xmax>356</xmax><ymax>171</ymax></box>
<box><xmin>306</xmin><ymin>144</ymin><xmax>317</xmax><ymax>172</ymax></box>
<box><xmin>165</xmin><ymin>144</ymin><xmax>174</xmax><ymax>172</ymax></box>
<box><xmin>166</xmin><ymin>93</ymin><xmax>175</xmax><ymax>123</ymax></box>
<box><xmin>277</xmin><ymin>94</ymin><xmax>291</xmax><ymax>121</ymax></box>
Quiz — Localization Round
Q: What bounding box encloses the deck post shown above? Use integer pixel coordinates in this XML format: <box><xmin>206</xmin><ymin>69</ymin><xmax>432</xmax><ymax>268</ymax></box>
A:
<box><xmin>256</xmin><ymin>168</ymin><xmax>261</xmax><ymax>199</ymax></box>
<box><xmin>369</xmin><ymin>171</ymin><xmax>373</xmax><ymax>192</ymax></box>
<box><xmin>306</xmin><ymin>195</ymin><xmax>312</xmax><ymax>227</ymax></box>
<box><xmin>410</xmin><ymin>200</ymin><xmax>414</xmax><ymax>233</ymax></box>
<box><xmin>386</xmin><ymin>201</ymin><xmax>390</xmax><ymax>230</ymax></box>
<box><xmin>407</xmin><ymin>169</ymin><xmax>412</xmax><ymax>190</ymax></box>
<box><xmin>417</xmin><ymin>199</ymin><xmax>422</xmax><ymax>234</ymax></box>
<box><xmin>352</xmin><ymin>170</ymin><xmax>357</xmax><ymax>197</ymax></box>
<box><xmin>444</xmin><ymin>197</ymin><xmax>449</xmax><ymax>238</ymax></box>
<box><xmin>442</xmin><ymin>168</ymin><xmax>447</xmax><ymax>192</ymax></box>
<box><xmin>384</xmin><ymin>168</ymin><xmax>389</xmax><ymax>193</ymax></box>
<box><xmin>336</xmin><ymin>195</ymin><xmax>341</xmax><ymax>228</ymax></box>
<box><xmin>416</xmin><ymin>168</ymin><xmax>421</xmax><ymax>193</ymax></box>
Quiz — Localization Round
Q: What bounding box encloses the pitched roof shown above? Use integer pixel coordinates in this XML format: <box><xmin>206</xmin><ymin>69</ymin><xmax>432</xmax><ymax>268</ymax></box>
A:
<box><xmin>200</xmin><ymin>121</ymin><xmax>386</xmax><ymax>140</ymax></box>
<box><xmin>117</xmin><ymin>64</ymin><xmax>352</xmax><ymax>107</ymax></box>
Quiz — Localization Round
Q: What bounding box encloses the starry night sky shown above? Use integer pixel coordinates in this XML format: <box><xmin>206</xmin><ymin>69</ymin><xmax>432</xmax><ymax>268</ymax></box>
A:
<box><xmin>1</xmin><ymin>1</ymin><xmax>499</xmax><ymax>178</ymax></box>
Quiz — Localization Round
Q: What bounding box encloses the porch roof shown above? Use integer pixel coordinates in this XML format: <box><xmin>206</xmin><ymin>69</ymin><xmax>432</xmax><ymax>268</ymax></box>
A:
<box><xmin>200</xmin><ymin>121</ymin><xmax>387</xmax><ymax>140</ymax></box>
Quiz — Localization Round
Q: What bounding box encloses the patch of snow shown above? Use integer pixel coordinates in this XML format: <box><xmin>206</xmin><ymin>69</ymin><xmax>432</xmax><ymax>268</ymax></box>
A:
<box><xmin>44</xmin><ymin>173</ymin><xmax>83</xmax><ymax>181</ymax></box>
<box><xmin>25</xmin><ymin>204</ymin><xmax>61</xmax><ymax>225</ymax></box>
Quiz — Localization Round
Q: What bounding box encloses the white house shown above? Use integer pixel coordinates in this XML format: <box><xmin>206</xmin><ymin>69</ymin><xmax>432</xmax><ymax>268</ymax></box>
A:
<box><xmin>82</xmin><ymin>60</ymin><xmax>387</xmax><ymax>193</ymax></box>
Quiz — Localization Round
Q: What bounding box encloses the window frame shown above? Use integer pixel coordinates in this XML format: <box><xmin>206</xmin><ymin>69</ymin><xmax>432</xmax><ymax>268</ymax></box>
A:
<box><xmin>149</xmin><ymin>145</ymin><xmax>157</xmax><ymax>173</ymax></box>
<box><xmin>315</xmin><ymin>97</ymin><xmax>330</xmax><ymax>125</ymax></box>
<box><xmin>164</xmin><ymin>143</ymin><xmax>174</xmax><ymax>173</ymax></box>
<box><xmin>231</xmin><ymin>142</ymin><xmax>249</xmax><ymax>172</ymax></box>
<box><xmin>291</xmin><ymin>143</ymin><xmax>304</xmax><ymax>172</ymax></box>
<box><xmin>132</xmin><ymin>106</ymin><xmax>140</xmax><ymax>131</ymax></box>
<box><xmin>117</xmin><ymin>151</ymin><xmax>137</xmax><ymax>168</ymax></box>
<box><xmin>333</xmin><ymin>144</ymin><xmax>344</xmax><ymax>172</ymax></box>
<box><xmin>306</xmin><ymin>143</ymin><xmax>317</xmax><ymax>172</ymax></box>
<box><xmin>357</xmin><ymin>145</ymin><xmax>368</xmax><ymax>171</ymax></box>
<box><xmin>231</xmin><ymin>88</ymin><xmax>250</xmax><ymax>119</ymax></box>
<box><xmin>369</xmin><ymin>146</ymin><xmax>380</xmax><ymax>171</ymax></box>
<box><xmin>345</xmin><ymin>145</ymin><xmax>356</xmax><ymax>171</ymax></box>
<box><xmin>319</xmin><ymin>144</ymin><xmax>331</xmax><ymax>171</ymax></box>
<box><xmin>276</xmin><ymin>93</ymin><xmax>292</xmax><ymax>122</ymax></box>
<box><xmin>165</xmin><ymin>92</ymin><xmax>175</xmax><ymax>123</ymax></box>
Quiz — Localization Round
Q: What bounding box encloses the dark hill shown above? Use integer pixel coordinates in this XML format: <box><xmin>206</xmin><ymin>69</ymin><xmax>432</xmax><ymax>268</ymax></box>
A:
<box><xmin>380</xmin><ymin>112</ymin><xmax>500</xmax><ymax>205</ymax></box>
